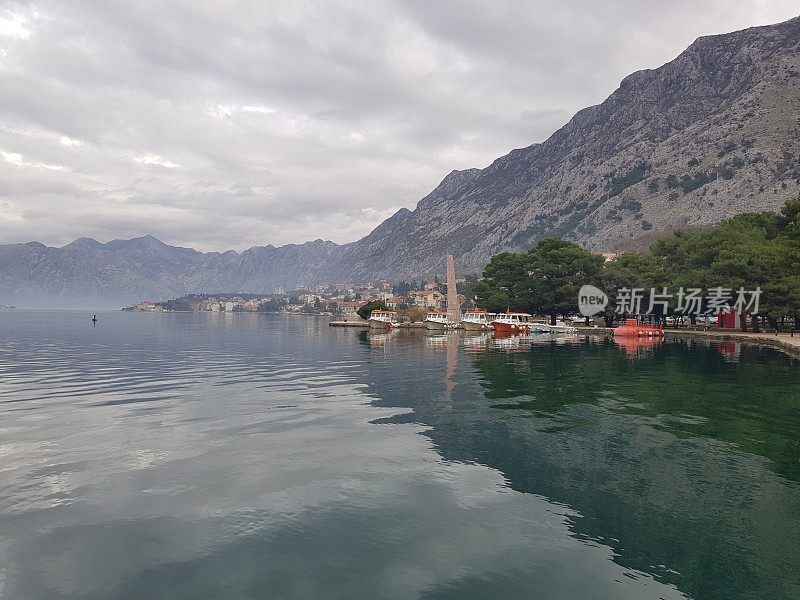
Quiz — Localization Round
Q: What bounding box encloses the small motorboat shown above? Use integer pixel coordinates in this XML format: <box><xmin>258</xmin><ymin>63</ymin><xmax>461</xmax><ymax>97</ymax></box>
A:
<box><xmin>549</xmin><ymin>320</ymin><xmax>577</xmax><ymax>334</ymax></box>
<box><xmin>531</xmin><ymin>320</ymin><xmax>576</xmax><ymax>334</ymax></box>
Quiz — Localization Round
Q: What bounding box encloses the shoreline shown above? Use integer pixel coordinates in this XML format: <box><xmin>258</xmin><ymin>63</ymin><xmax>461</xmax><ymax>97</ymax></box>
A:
<box><xmin>330</xmin><ymin>321</ymin><xmax>800</xmax><ymax>358</ymax></box>
<box><xmin>662</xmin><ymin>328</ymin><xmax>800</xmax><ymax>358</ymax></box>
<box><xmin>573</xmin><ymin>326</ymin><xmax>800</xmax><ymax>358</ymax></box>
<box><xmin>574</xmin><ymin>326</ymin><xmax>800</xmax><ymax>358</ymax></box>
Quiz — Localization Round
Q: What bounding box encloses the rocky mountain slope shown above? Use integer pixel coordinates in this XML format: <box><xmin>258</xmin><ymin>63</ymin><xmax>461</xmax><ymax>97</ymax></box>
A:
<box><xmin>1</xmin><ymin>16</ymin><xmax>798</xmax><ymax>307</ymax></box>
<box><xmin>330</xmin><ymin>15</ymin><xmax>800</xmax><ymax>280</ymax></box>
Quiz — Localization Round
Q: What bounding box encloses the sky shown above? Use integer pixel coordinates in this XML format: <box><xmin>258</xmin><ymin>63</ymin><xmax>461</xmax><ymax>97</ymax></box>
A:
<box><xmin>0</xmin><ymin>1</ymin><xmax>797</xmax><ymax>252</ymax></box>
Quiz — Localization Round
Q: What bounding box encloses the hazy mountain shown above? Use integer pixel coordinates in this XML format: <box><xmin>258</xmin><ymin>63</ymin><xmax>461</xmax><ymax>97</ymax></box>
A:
<box><xmin>2</xmin><ymin>16</ymin><xmax>798</xmax><ymax>307</ymax></box>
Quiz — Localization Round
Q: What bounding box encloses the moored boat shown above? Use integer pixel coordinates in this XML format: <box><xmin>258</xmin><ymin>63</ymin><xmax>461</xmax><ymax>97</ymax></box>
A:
<box><xmin>462</xmin><ymin>310</ymin><xmax>492</xmax><ymax>330</ymax></box>
<box><xmin>541</xmin><ymin>320</ymin><xmax>578</xmax><ymax>334</ymax></box>
<box><xmin>612</xmin><ymin>318</ymin><xmax>663</xmax><ymax>337</ymax></box>
<box><xmin>491</xmin><ymin>312</ymin><xmax>531</xmax><ymax>334</ymax></box>
<box><xmin>368</xmin><ymin>309</ymin><xmax>397</xmax><ymax>329</ymax></box>
<box><xmin>424</xmin><ymin>311</ymin><xmax>455</xmax><ymax>330</ymax></box>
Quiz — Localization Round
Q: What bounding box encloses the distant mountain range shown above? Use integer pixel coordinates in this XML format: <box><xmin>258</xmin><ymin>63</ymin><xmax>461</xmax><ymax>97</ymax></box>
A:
<box><xmin>2</xmin><ymin>16</ymin><xmax>798</xmax><ymax>308</ymax></box>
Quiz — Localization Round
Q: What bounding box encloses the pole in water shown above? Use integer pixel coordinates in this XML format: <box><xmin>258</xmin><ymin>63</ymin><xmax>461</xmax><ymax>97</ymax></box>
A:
<box><xmin>92</xmin><ymin>314</ymin><xmax>98</xmax><ymax>324</ymax></box>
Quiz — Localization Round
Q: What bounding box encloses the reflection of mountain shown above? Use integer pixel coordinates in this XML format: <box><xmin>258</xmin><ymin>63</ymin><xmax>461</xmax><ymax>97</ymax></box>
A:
<box><xmin>365</xmin><ymin>337</ymin><xmax>800</xmax><ymax>600</ymax></box>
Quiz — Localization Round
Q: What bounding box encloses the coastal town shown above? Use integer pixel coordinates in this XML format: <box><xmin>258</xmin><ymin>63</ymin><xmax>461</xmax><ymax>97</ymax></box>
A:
<box><xmin>123</xmin><ymin>278</ymin><xmax>472</xmax><ymax>318</ymax></box>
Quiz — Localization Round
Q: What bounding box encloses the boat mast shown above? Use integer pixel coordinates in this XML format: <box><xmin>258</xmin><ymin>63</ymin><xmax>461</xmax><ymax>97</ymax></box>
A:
<box><xmin>446</xmin><ymin>254</ymin><xmax>460</xmax><ymax>325</ymax></box>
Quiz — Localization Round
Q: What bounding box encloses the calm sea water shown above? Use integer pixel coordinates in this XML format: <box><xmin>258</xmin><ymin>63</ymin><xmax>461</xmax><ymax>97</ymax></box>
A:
<box><xmin>0</xmin><ymin>311</ymin><xmax>798</xmax><ymax>600</ymax></box>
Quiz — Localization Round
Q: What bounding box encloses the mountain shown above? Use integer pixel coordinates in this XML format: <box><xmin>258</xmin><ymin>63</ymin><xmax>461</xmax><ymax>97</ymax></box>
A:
<box><xmin>331</xmin><ymin>15</ymin><xmax>800</xmax><ymax>279</ymax></box>
<box><xmin>1</xmin><ymin>16</ymin><xmax>798</xmax><ymax>307</ymax></box>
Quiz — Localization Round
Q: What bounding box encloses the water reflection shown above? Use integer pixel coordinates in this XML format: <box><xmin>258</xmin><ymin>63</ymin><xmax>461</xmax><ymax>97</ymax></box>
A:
<box><xmin>366</xmin><ymin>331</ymin><xmax>800</xmax><ymax>600</ymax></box>
<box><xmin>0</xmin><ymin>313</ymin><xmax>798</xmax><ymax>600</ymax></box>
<box><xmin>613</xmin><ymin>334</ymin><xmax>664</xmax><ymax>357</ymax></box>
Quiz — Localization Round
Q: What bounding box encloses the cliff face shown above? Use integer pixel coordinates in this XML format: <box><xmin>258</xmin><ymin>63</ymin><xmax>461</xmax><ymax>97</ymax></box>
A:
<box><xmin>334</xmin><ymin>15</ymin><xmax>800</xmax><ymax>279</ymax></box>
<box><xmin>1</xmin><ymin>16</ymin><xmax>798</xmax><ymax>307</ymax></box>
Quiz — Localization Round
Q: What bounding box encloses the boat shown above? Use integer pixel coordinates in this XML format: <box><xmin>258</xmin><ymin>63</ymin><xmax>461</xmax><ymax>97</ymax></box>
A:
<box><xmin>424</xmin><ymin>311</ymin><xmax>456</xmax><ymax>330</ymax></box>
<box><xmin>533</xmin><ymin>320</ymin><xmax>577</xmax><ymax>334</ymax></box>
<box><xmin>612</xmin><ymin>318</ymin><xmax>664</xmax><ymax>337</ymax></box>
<box><xmin>461</xmin><ymin>310</ymin><xmax>493</xmax><ymax>330</ymax></box>
<box><xmin>368</xmin><ymin>309</ymin><xmax>396</xmax><ymax>329</ymax></box>
<box><xmin>491</xmin><ymin>312</ymin><xmax>531</xmax><ymax>334</ymax></box>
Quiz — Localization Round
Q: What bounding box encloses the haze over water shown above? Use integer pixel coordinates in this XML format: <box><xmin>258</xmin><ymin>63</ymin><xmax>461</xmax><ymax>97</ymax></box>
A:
<box><xmin>0</xmin><ymin>311</ymin><xmax>798</xmax><ymax>599</ymax></box>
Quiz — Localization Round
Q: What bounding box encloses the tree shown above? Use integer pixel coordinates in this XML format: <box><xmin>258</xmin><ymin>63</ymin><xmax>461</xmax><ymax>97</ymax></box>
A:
<box><xmin>475</xmin><ymin>251</ymin><xmax>529</xmax><ymax>313</ymax></box>
<box><xmin>526</xmin><ymin>238</ymin><xmax>605</xmax><ymax>324</ymax></box>
<box><xmin>398</xmin><ymin>305</ymin><xmax>427</xmax><ymax>322</ymax></box>
<box><xmin>258</xmin><ymin>299</ymin><xmax>282</xmax><ymax>312</ymax></box>
<box><xmin>476</xmin><ymin>239</ymin><xmax>604</xmax><ymax>323</ymax></box>
<box><xmin>599</xmin><ymin>252</ymin><xmax>668</xmax><ymax>325</ymax></box>
<box><xmin>357</xmin><ymin>300</ymin><xmax>386</xmax><ymax>320</ymax></box>
<box><xmin>392</xmin><ymin>281</ymin><xmax>412</xmax><ymax>295</ymax></box>
<box><xmin>649</xmin><ymin>195</ymin><xmax>800</xmax><ymax>330</ymax></box>
<box><xmin>476</xmin><ymin>195</ymin><xmax>800</xmax><ymax>330</ymax></box>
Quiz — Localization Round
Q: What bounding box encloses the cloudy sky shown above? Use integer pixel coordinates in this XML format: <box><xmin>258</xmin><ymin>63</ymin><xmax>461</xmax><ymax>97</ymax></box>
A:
<box><xmin>0</xmin><ymin>1</ymin><xmax>796</xmax><ymax>251</ymax></box>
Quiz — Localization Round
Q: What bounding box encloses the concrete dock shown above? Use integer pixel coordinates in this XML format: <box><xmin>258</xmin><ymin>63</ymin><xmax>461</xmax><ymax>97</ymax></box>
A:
<box><xmin>329</xmin><ymin>321</ymin><xmax>427</xmax><ymax>329</ymax></box>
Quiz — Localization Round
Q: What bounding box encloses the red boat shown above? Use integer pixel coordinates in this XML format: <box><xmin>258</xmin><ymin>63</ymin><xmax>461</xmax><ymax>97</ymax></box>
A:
<box><xmin>491</xmin><ymin>312</ymin><xmax>531</xmax><ymax>334</ymax></box>
<box><xmin>612</xmin><ymin>318</ymin><xmax>664</xmax><ymax>337</ymax></box>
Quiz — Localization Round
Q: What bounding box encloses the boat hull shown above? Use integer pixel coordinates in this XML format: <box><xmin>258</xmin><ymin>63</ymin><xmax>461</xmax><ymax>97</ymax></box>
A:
<box><xmin>613</xmin><ymin>325</ymin><xmax>663</xmax><ymax>337</ymax></box>
<box><xmin>368</xmin><ymin>319</ymin><xmax>392</xmax><ymax>329</ymax></box>
<box><xmin>424</xmin><ymin>319</ymin><xmax>448</xmax><ymax>330</ymax></box>
<box><xmin>462</xmin><ymin>320</ymin><xmax>488</xmax><ymax>331</ymax></box>
<box><xmin>492</xmin><ymin>321</ymin><xmax>529</xmax><ymax>335</ymax></box>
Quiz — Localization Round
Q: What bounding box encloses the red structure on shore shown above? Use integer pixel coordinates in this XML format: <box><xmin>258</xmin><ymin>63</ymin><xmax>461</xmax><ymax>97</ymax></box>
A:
<box><xmin>718</xmin><ymin>310</ymin><xmax>747</xmax><ymax>329</ymax></box>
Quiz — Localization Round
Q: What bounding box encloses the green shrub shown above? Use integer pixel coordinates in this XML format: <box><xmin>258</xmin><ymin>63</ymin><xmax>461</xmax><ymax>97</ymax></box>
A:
<box><xmin>609</xmin><ymin>163</ymin><xmax>650</xmax><ymax>197</ymax></box>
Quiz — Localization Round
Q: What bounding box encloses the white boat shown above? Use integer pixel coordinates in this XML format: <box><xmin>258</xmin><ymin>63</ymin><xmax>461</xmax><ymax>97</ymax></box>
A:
<box><xmin>550</xmin><ymin>320</ymin><xmax>577</xmax><ymax>334</ymax></box>
<box><xmin>424</xmin><ymin>311</ymin><xmax>456</xmax><ymax>330</ymax></box>
<box><xmin>532</xmin><ymin>320</ymin><xmax>577</xmax><ymax>334</ymax></box>
<box><xmin>368</xmin><ymin>309</ymin><xmax>396</xmax><ymax>329</ymax></box>
<box><xmin>461</xmin><ymin>310</ymin><xmax>493</xmax><ymax>331</ymax></box>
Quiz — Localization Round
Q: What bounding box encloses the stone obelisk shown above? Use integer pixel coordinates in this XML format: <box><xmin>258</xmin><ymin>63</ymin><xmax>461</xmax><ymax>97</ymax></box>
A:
<box><xmin>446</xmin><ymin>254</ymin><xmax>460</xmax><ymax>325</ymax></box>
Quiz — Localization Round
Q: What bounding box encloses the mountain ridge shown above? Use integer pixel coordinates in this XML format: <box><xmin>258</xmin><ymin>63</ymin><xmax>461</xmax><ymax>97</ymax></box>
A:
<box><xmin>2</xmin><ymin>15</ymin><xmax>798</xmax><ymax>307</ymax></box>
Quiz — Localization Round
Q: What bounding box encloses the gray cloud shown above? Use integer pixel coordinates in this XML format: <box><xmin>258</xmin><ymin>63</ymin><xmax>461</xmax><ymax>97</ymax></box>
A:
<box><xmin>0</xmin><ymin>0</ymin><xmax>796</xmax><ymax>251</ymax></box>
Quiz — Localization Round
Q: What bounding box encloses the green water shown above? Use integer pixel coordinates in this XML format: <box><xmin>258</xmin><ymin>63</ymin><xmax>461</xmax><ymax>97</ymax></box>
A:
<box><xmin>0</xmin><ymin>312</ymin><xmax>798</xmax><ymax>599</ymax></box>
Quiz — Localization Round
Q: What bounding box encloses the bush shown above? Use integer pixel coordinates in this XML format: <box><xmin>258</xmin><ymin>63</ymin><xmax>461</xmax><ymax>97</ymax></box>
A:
<box><xmin>357</xmin><ymin>300</ymin><xmax>387</xmax><ymax>320</ymax></box>
<box><xmin>680</xmin><ymin>171</ymin><xmax>717</xmax><ymax>193</ymax></box>
<box><xmin>718</xmin><ymin>142</ymin><xmax>737</xmax><ymax>157</ymax></box>
<box><xmin>609</xmin><ymin>163</ymin><xmax>650</xmax><ymax>197</ymax></box>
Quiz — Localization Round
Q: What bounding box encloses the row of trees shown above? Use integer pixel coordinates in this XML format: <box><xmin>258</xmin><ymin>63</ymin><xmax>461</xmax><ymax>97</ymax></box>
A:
<box><xmin>475</xmin><ymin>196</ymin><xmax>800</xmax><ymax>330</ymax></box>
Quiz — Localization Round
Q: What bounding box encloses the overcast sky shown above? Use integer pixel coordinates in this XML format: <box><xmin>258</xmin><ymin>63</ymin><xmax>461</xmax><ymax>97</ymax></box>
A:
<box><xmin>0</xmin><ymin>1</ymin><xmax>796</xmax><ymax>251</ymax></box>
